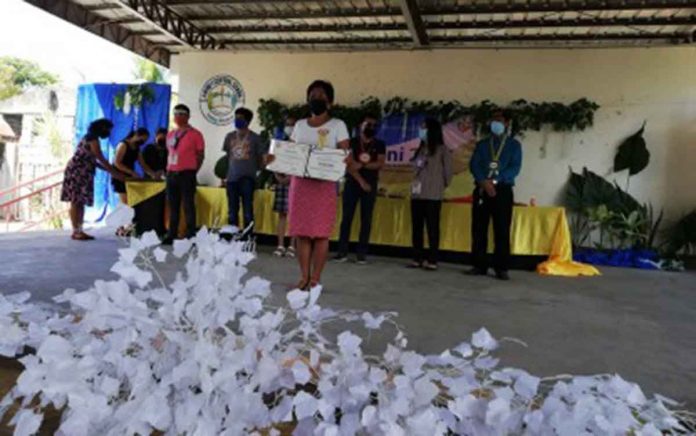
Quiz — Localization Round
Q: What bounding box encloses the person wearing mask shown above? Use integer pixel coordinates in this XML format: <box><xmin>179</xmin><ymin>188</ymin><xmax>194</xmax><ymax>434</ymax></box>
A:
<box><xmin>162</xmin><ymin>104</ymin><xmax>205</xmax><ymax>245</ymax></box>
<box><xmin>267</xmin><ymin>80</ymin><xmax>351</xmax><ymax>290</ymax></box>
<box><xmin>61</xmin><ymin>118</ymin><xmax>123</xmax><ymax>241</ymax></box>
<box><xmin>407</xmin><ymin>117</ymin><xmax>453</xmax><ymax>271</ymax></box>
<box><xmin>334</xmin><ymin>113</ymin><xmax>386</xmax><ymax>264</ymax></box>
<box><xmin>467</xmin><ymin>109</ymin><xmax>522</xmax><ymax>280</ymax></box>
<box><xmin>142</xmin><ymin>128</ymin><xmax>169</xmax><ymax>176</ymax></box>
<box><xmin>112</xmin><ymin>128</ymin><xmax>159</xmax><ymax>202</ymax></box>
<box><xmin>222</xmin><ymin>107</ymin><xmax>266</xmax><ymax>234</ymax></box>
<box><xmin>138</xmin><ymin>127</ymin><xmax>169</xmax><ymax>237</ymax></box>
<box><xmin>111</xmin><ymin>127</ymin><xmax>158</xmax><ymax>236</ymax></box>
<box><xmin>273</xmin><ymin>116</ymin><xmax>297</xmax><ymax>257</ymax></box>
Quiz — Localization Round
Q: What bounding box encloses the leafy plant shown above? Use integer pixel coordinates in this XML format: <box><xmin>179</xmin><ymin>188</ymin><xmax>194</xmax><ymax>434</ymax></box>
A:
<box><xmin>113</xmin><ymin>84</ymin><xmax>156</xmax><ymax>111</ymax></box>
<box><xmin>614</xmin><ymin>122</ymin><xmax>649</xmax><ymax>177</ymax></box>
<box><xmin>565</xmin><ymin>168</ymin><xmax>642</xmax><ymax>216</ymax></box>
<box><xmin>586</xmin><ymin>204</ymin><xmax>615</xmax><ymax>249</ymax></box>
<box><xmin>564</xmin><ymin>167</ymin><xmax>662</xmax><ymax>250</ymax></box>
<box><xmin>214</xmin><ymin>155</ymin><xmax>228</xmax><ymax>181</ymax></box>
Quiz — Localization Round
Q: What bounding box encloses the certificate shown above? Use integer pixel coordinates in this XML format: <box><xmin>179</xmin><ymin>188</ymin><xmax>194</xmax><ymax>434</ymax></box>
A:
<box><xmin>267</xmin><ymin>139</ymin><xmax>347</xmax><ymax>182</ymax></box>
<box><xmin>306</xmin><ymin>148</ymin><xmax>348</xmax><ymax>182</ymax></box>
<box><xmin>267</xmin><ymin>140</ymin><xmax>309</xmax><ymax>177</ymax></box>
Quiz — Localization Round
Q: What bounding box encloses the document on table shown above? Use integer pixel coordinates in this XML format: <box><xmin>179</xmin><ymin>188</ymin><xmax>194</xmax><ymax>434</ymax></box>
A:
<box><xmin>267</xmin><ymin>139</ymin><xmax>347</xmax><ymax>182</ymax></box>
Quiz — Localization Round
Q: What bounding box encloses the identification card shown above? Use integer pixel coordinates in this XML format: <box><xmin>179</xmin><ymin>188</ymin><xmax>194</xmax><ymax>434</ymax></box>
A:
<box><xmin>411</xmin><ymin>181</ymin><xmax>422</xmax><ymax>195</ymax></box>
<box><xmin>168</xmin><ymin>153</ymin><xmax>178</xmax><ymax>166</ymax></box>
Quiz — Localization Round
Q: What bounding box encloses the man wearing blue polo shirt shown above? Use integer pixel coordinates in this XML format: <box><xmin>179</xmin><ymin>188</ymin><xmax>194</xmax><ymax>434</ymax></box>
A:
<box><xmin>467</xmin><ymin>109</ymin><xmax>522</xmax><ymax>280</ymax></box>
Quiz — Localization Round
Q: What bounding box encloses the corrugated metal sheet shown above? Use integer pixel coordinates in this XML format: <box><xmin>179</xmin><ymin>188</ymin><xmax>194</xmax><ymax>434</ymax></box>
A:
<box><xmin>56</xmin><ymin>0</ymin><xmax>696</xmax><ymax>52</ymax></box>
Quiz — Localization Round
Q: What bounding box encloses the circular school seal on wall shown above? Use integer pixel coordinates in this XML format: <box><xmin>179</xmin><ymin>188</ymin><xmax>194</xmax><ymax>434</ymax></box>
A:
<box><xmin>199</xmin><ymin>74</ymin><xmax>245</xmax><ymax>126</ymax></box>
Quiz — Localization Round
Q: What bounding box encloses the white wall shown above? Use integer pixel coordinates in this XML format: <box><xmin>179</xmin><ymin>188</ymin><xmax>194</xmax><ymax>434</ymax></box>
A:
<box><xmin>172</xmin><ymin>48</ymin><xmax>696</xmax><ymax>219</ymax></box>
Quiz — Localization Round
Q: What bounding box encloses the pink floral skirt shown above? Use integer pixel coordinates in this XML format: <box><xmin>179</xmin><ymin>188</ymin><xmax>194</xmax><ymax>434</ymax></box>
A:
<box><xmin>288</xmin><ymin>176</ymin><xmax>337</xmax><ymax>238</ymax></box>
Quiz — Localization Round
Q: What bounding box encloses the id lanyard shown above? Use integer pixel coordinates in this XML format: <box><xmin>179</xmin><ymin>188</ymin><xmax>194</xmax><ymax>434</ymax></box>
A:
<box><xmin>171</xmin><ymin>128</ymin><xmax>190</xmax><ymax>150</ymax></box>
<box><xmin>487</xmin><ymin>135</ymin><xmax>507</xmax><ymax>181</ymax></box>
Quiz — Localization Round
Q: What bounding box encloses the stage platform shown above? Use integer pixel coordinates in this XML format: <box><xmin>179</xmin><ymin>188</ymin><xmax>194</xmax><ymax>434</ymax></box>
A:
<box><xmin>126</xmin><ymin>182</ymin><xmax>599</xmax><ymax>277</ymax></box>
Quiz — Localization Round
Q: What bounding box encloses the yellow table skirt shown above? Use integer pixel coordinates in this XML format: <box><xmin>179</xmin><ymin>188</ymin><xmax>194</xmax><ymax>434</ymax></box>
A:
<box><xmin>127</xmin><ymin>181</ymin><xmax>599</xmax><ymax>277</ymax></box>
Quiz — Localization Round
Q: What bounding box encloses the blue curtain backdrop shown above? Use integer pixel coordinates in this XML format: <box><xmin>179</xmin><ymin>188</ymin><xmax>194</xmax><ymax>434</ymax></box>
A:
<box><xmin>74</xmin><ymin>83</ymin><xmax>171</xmax><ymax>223</ymax></box>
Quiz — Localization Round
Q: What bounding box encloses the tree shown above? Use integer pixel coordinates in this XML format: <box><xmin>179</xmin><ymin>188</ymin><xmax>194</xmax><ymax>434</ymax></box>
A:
<box><xmin>33</xmin><ymin>112</ymin><xmax>69</xmax><ymax>161</ymax></box>
<box><xmin>0</xmin><ymin>57</ymin><xmax>59</xmax><ymax>100</ymax></box>
<box><xmin>132</xmin><ymin>56</ymin><xmax>167</xmax><ymax>83</ymax></box>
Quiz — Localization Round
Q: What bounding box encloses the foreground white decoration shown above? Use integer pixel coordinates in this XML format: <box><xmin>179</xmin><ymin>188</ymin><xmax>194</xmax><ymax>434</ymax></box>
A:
<box><xmin>0</xmin><ymin>230</ymin><xmax>692</xmax><ymax>435</ymax></box>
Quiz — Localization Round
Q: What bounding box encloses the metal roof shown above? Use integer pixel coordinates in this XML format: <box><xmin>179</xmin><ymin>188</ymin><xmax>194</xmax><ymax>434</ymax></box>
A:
<box><xmin>25</xmin><ymin>0</ymin><xmax>696</xmax><ymax>67</ymax></box>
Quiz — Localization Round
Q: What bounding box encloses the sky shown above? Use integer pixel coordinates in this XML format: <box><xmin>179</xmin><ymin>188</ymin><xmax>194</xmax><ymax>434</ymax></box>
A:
<box><xmin>0</xmin><ymin>0</ymin><xmax>145</xmax><ymax>87</ymax></box>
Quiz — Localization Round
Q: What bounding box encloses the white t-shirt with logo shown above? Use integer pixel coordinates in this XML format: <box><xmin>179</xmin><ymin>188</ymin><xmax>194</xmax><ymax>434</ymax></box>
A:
<box><xmin>290</xmin><ymin>118</ymin><xmax>349</xmax><ymax>149</ymax></box>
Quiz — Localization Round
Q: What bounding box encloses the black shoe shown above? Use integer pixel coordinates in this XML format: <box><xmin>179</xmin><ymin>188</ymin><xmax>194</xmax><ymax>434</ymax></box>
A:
<box><xmin>161</xmin><ymin>236</ymin><xmax>174</xmax><ymax>246</ymax></box>
<box><xmin>356</xmin><ymin>256</ymin><xmax>368</xmax><ymax>265</ymax></box>
<box><xmin>332</xmin><ymin>254</ymin><xmax>348</xmax><ymax>263</ymax></box>
<box><xmin>465</xmin><ymin>267</ymin><xmax>488</xmax><ymax>276</ymax></box>
<box><xmin>495</xmin><ymin>270</ymin><xmax>510</xmax><ymax>281</ymax></box>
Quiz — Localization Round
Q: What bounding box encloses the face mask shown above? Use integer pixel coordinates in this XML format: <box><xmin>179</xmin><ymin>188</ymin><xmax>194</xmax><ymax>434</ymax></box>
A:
<box><xmin>418</xmin><ymin>128</ymin><xmax>428</xmax><ymax>143</ymax></box>
<box><xmin>99</xmin><ymin>130</ymin><xmax>110</xmax><ymax>139</ymax></box>
<box><xmin>174</xmin><ymin>115</ymin><xmax>188</xmax><ymax>127</ymax></box>
<box><xmin>490</xmin><ymin>121</ymin><xmax>506</xmax><ymax>136</ymax></box>
<box><xmin>309</xmin><ymin>99</ymin><xmax>328</xmax><ymax>116</ymax></box>
<box><xmin>284</xmin><ymin>126</ymin><xmax>294</xmax><ymax>138</ymax></box>
<box><xmin>157</xmin><ymin>138</ymin><xmax>166</xmax><ymax>147</ymax></box>
<box><xmin>234</xmin><ymin>119</ymin><xmax>248</xmax><ymax>130</ymax></box>
<box><xmin>363</xmin><ymin>126</ymin><xmax>376</xmax><ymax>138</ymax></box>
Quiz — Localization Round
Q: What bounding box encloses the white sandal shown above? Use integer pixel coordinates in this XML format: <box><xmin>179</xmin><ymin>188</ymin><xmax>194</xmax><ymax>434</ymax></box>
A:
<box><xmin>285</xmin><ymin>246</ymin><xmax>296</xmax><ymax>258</ymax></box>
<box><xmin>273</xmin><ymin>246</ymin><xmax>286</xmax><ymax>257</ymax></box>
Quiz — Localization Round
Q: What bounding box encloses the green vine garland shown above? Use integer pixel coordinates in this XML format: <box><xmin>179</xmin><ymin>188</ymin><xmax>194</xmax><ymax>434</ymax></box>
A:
<box><xmin>257</xmin><ymin>96</ymin><xmax>599</xmax><ymax>138</ymax></box>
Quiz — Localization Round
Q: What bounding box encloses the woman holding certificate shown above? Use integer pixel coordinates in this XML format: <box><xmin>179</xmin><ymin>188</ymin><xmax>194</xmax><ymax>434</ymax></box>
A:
<box><xmin>268</xmin><ymin>80</ymin><xmax>350</xmax><ymax>290</ymax></box>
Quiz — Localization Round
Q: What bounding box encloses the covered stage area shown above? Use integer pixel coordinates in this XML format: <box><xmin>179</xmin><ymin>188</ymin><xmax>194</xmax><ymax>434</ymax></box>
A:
<box><xmin>2</xmin><ymin>0</ymin><xmax>696</xmax><ymax>434</ymax></box>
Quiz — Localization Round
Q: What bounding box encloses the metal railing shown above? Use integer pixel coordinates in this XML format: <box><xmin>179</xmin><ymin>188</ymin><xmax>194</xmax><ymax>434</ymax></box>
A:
<box><xmin>0</xmin><ymin>170</ymin><xmax>65</xmax><ymax>232</ymax></box>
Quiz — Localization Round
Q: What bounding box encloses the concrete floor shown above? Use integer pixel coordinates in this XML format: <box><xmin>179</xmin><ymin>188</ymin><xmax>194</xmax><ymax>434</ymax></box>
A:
<box><xmin>1</xmin><ymin>229</ymin><xmax>696</xmax><ymax>406</ymax></box>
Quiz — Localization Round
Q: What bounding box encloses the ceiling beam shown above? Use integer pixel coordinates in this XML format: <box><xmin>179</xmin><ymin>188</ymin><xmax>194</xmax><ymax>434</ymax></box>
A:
<box><xmin>158</xmin><ymin>0</ymin><xmax>696</xmax><ymax>11</ymax></box>
<box><xmin>431</xmin><ymin>32</ymin><xmax>695</xmax><ymax>43</ymax></box>
<box><xmin>426</xmin><ymin>0</ymin><xmax>696</xmax><ymax>14</ymax></box>
<box><xmin>24</xmin><ymin>0</ymin><xmax>171</xmax><ymax>66</ymax></box>
<box><xmin>197</xmin><ymin>22</ymin><xmax>405</xmax><ymax>35</ymax></box>
<box><xmin>102</xmin><ymin>1</ymin><xmax>696</xmax><ymax>22</ymax></box>
<box><xmin>398</xmin><ymin>0</ymin><xmax>428</xmax><ymax>46</ymax></box>
<box><xmin>431</xmin><ymin>15</ymin><xmax>696</xmax><ymax>30</ymax></box>
<box><xmin>115</xmin><ymin>0</ymin><xmax>220</xmax><ymax>49</ymax></box>
<box><xmin>217</xmin><ymin>31</ymin><xmax>694</xmax><ymax>46</ymax></box>
<box><xmin>136</xmin><ymin>14</ymin><xmax>696</xmax><ymax>36</ymax></box>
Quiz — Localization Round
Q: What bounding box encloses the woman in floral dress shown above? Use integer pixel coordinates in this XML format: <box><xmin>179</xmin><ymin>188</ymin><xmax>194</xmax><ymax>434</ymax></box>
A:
<box><xmin>61</xmin><ymin>118</ymin><xmax>123</xmax><ymax>240</ymax></box>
